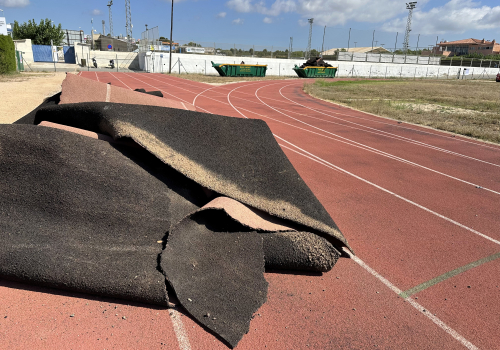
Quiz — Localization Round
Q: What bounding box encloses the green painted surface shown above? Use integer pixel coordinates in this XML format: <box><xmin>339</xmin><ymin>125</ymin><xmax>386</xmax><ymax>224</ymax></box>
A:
<box><xmin>399</xmin><ymin>251</ymin><xmax>500</xmax><ymax>299</ymax></box>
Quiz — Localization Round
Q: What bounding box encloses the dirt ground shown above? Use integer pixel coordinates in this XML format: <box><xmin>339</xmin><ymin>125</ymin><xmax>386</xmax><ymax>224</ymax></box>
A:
<box><xmin>0</xmin><ymin>73</ymin><xmax>66</xmax><ymax>124</ymax></box>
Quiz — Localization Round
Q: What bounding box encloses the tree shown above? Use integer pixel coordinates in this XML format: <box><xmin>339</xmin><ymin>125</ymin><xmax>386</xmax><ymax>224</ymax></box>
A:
<box><xmin>13</xmin><ymin>19</ymin><xmax>65</xmax><ymax>45</ymax></box>
<box><xmin>186</xmin><ymin>41</ymin><xmax>201</xmax><ymax>47</ymax></box>
<box><xmin>0</xmin><ymin>35</ymin><xmax>17</xmax><ymax>74</ymax></box>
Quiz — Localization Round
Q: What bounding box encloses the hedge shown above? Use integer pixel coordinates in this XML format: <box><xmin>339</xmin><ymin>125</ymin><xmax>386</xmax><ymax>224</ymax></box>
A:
<box><xmin>0</xmin><ymin>35</ymin><xmax>17</xmax><ymax>74</ymax></box>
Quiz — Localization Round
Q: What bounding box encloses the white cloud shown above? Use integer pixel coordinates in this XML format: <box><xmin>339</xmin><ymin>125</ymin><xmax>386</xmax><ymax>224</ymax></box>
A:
<box><xmin>382</xmin><ymin>0</ymin><xmax>500</xmax><ymax>35</ymax></box>
<box><xmin>263</xmin><ymin>17</ymin><xmax>273</xmax><ymax>23</ymax></box>
<box><xmin>91</xmin><ymin>9</ymin><xmax>102</xmax><ymax>16</ymax></box>
<box><xmin>0</xmin><ymin>0</ymin><xmax>29</xmax><ymax>7</ymax></box>
<box><xmin>226</xmin><ymin>0</ymin><xmax>411</xmax><ymax>25</ymax></box>
<box><xmin>232</xmin><ymin>18</ymin><xmax>244</xmax><ymax>25</ymax></box>
<box><xmin>217</xmin><ymin>11</ymin><xmax>227</xmax><ymax>18</ymax></box>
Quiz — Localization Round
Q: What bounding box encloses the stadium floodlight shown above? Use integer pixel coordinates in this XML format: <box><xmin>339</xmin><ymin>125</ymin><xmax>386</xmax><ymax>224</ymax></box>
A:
<box><xmin>403</xmin><ymin>2</ymin><xmax>417</xmax><ymax>53</ymax></box>
<box><xmin>169</xmin><ymin>0</ymin><xmax>174</xmax><ymax>74</ymax></box>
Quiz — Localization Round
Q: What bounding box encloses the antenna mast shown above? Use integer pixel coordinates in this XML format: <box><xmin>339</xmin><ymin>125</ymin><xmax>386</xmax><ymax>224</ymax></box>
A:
<box><xmin>125</xmin><ymin>0</ymin><xmax>133</xmax><ymax>51</ymax></box>
<box><xmin>306</xmin><ymin>18</ymin><xmax>314</xmax><ymax>59</ymax></box>
<box><xmin>403</xmin><ymin>2</ymin><xmax>417</xmax><ymax>53</ymax></box>
<box><xmin>107</xmin><ymin>1</ymin><xmax>113</xmax><ymax>36</ymax></box>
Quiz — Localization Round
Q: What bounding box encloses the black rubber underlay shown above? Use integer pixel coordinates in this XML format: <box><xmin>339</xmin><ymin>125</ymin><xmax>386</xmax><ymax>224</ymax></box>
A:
<box><xmin>161</xmin><ymin>209</ymin><xmax>268</xmax><ymax>348</ymax></box>
<box><xmin>0</xmin><ymin>124</ymin><xmax>206</xmax><ymax>305</ymax></box>
<box><xmin>134</xmin><ymin>88</ymin><xmax>164</xmax><ymax>98</ymax></box>
<box><xmin>31</xmin><ymin>102</ymin><xmax>348</xmax><ymax>249</ymax></box>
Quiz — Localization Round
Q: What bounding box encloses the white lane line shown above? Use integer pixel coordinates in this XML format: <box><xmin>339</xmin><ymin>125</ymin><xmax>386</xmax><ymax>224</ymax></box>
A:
<box><xmin>276</xmin><ymin>135</ymin><xmax>500</xmax><ymax>246</ymax></box>
<box><xmin>123</xmin><ymin>73</ymin><xmax>212</xmax><ymax>114</ymax></box>
<box><xmin>282</xmin><ymin>92</ymin><xmax>500</xmax><ymax>152</ymax></box>
<box><xmin>105</xmin><ymin>83</ymin><xmax>111</xmax><ymax>102</ymax></box>
<box><xmin>278</xmin><ymin>143</ymin><xmax>342</xmax><ymax>174</ymax></box>
<box><xmin>228</xmin><ymin>85</ymin><xmax>484</xmax><ymax>348</ymax></box>
<box><xmin>276</xmin><ymin>85</ymin><xmax>500</xmax><ymax>166</ymax></box>
<box><xmin>252</xmin><ymin>83</ymin><xmax>500</xmax><ymax>195</ymax></box>
<box><xmin>169</xmin><ymin>309</ymin><xmax>192</xmax><ymax>350</ymax></box>
<box><xmin>179</xmin><ymin>79</ymin><xmax>500</xmax><ymax>165</ymax></box>
<box><xmin>228</xmin><ymin>82</ymin><xmax>500</xmax><ymax>246</ymax></box>
<box><xmin>139</xmin><ymin>78</ymin><xmax>500</xmax><ymax>195</ymax></box>
<box><xmin>345</xmin><ymin>249</ymin><xmax>480</xmax><ymax>350</ymax></box>
<box><xmin>109</xmin><ymin>72</ymin><xmax>132</xmax><ymax>90</ymax></box>
<box><xmin>185</xmin><ymin>81</ymin><xmax>500</xmax><ymax>196</ymax></box>
<box><xmin>95</xmin><ymin>71</ymin><xmax>99</xmax><ymax>82</ymax></box>
<box><xmin>219</xmin><ymin>82</ymin><xmax>500</xmax><ymax>154</ymax></box>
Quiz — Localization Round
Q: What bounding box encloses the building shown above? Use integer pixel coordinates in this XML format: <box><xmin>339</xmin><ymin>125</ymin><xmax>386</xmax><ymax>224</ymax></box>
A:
<box><xmin>94</xmin><ymin>34</ymin><xmax>137</xmax><ymax>52</ymax></box>
<box><xmin>433</xmin><ymin>38</ymin><xmax>500</xmax><ymax>57</ymax></box>
<box><xmin>321</xmin><ymin>47</ymin><xmax>390</xmax><ymax>55</ymax></box>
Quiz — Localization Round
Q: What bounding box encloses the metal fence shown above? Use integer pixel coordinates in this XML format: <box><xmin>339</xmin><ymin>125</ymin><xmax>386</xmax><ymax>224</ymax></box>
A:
<box><xmin>440</xmin><ymin>57</ymin><xmax>500</xmax><ymax>68</ymax></box>
<box><xmin>337</xmin><ymin>52</ymin><xmax>441</xmax><ymax>65</ymax></box>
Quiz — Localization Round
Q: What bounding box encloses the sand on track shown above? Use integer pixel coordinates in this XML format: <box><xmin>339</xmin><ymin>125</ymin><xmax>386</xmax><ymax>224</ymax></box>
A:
<box><xmin>0</xmin><ymin>73</ymin><xmax>67</xmax><ymax>124</ymax></box>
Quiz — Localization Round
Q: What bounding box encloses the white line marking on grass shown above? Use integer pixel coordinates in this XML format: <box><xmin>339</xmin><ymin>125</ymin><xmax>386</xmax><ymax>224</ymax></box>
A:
<box><xmin>169</xmin><ymin>309</ymin><xmax>192</xmax><ymax>350</ymax></box>
<box><xmin>346</xmin><ymin>249</ymin><xmax>480</xmax><ymax>350</ymax></box>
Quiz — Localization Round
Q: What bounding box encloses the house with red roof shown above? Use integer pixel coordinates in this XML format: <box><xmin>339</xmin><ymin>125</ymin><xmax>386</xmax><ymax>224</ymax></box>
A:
<box><xmin>432</xmin><ymin>38</ymin><xmax>500</xmax><ymax>57</ymax></box>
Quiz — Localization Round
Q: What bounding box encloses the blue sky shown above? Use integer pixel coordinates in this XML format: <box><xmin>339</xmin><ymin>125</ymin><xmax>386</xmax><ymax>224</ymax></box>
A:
<box><xmin>1</xmin><ymin>0</ymin><xmax>499</xmax><ymax>51</ymax></box>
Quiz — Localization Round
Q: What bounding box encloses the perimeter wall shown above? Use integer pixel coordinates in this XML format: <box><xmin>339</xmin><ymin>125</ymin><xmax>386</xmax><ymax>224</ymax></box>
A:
<box><xmin>139</xmin><ymin>52</ymin><xmax>500</xmax><ymax>80</ymax></box>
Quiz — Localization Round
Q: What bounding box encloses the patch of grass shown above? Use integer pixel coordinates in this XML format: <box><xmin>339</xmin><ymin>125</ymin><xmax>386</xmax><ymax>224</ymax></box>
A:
<box><xmin>0</xmin><ymin>71</ymin><xmax>54</xmax><ymax>83</ymax></box>
<box><xmin>168</xmin><ymin>73</ymin><xmax>298</xmax><ymax>85</ymax></box>
<box><xmin>304</xmin><ymin>79</ymin><xmax>500</xmax><ymax>144</ymax></box>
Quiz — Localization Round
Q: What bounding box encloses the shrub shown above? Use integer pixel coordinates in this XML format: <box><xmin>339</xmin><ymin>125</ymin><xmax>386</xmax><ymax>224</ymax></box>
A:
<box><xmin>0</xmin><ymin>35</ymin><xmax>17</xmax><ymax>74</ymax></box>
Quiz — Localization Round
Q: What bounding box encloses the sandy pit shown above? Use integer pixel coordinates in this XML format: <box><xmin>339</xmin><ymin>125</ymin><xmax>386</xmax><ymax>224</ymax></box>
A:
<box><xmin>0</xmin><ymin>73</ymin><xmax>67</xmax><ymax>124</ymax></box>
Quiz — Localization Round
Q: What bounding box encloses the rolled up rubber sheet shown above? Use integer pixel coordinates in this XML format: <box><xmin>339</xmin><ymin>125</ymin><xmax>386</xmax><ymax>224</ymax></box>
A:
<box><xmin>2</xmin><ymin>98</ymin><xmax>350</xmax><ymax>347</ymax></box>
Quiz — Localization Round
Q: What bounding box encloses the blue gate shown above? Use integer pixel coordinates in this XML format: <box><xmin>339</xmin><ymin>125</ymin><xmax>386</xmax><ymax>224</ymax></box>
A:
<box><xmin>32</xmin><ymin>45</ymin><xmax>54</xmax><ymax>62</ymax></box>
<box><xmin>63</xmin><ymin>46</ymin><xmax>76</xmax><ymax>64</ymax></box>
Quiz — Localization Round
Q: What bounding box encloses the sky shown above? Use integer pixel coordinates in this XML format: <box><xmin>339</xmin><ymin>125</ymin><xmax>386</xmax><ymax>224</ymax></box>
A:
<box><xmin>1</xmin><ymin>0</ymin><xmax>500</xmax><ymax>51</ymax></box>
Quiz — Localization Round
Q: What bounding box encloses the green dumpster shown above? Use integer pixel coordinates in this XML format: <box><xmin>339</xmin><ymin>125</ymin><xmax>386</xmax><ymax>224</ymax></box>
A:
<box><xmin>212</xmin><ymin>61</ymin><xmax>267</xmax><ymax>77</ymax></box>
<box><xmin>293</xmin><ymin>65</ymin><xmax>337</xmax><ymax>78</ymax></box>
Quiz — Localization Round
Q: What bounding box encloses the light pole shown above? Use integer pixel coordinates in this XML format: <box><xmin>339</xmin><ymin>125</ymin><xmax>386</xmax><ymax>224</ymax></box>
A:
<box><xmin>169</xmin><ymin>0</ymin><xmax>174</xmax><ymax>74</ymax></box>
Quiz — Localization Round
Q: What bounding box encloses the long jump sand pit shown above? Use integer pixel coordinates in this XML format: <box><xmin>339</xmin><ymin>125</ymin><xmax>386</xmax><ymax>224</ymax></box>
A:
<box><xmin>0</xmin><ymin>73</ymin><xmax>66</xmax><ymax>124</ymax></box>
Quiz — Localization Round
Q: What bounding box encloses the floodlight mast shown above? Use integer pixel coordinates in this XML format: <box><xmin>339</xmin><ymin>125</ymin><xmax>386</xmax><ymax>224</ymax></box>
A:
<box><xmin>306</xmin><ymin>18</ymin><xmax>314</xmax><ymax>59</ymax></box>
<box><xmin>403</xmin><ymin>2</ymin><xmax>416</xmax><ymax>53</ymax></box>
<box><xmin>125</xmin><ymin>0</ymin><xmax>133</xmax><ymax>51</ymax></box>
<box><xmin>107</xmin><ymin>1</ymin><xmax>113</xmax><ymax>37</ymax></box>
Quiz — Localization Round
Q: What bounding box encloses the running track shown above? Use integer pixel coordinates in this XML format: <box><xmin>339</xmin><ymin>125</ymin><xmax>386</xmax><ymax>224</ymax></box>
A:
<box><xmin>2</xmin><ymin>72</ymin><xmax>499</xmax><ymax>350</ymax></box>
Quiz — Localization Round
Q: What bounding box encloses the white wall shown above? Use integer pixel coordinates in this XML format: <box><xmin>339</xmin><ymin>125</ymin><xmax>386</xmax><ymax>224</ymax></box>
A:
<box><xmin>74</xmin><ymin>43</ymin><xmax>90</xmax><ymax>66</ymax></box>
<box><xmin>14</xmin><ymin>39</ymin><xmax>34</xmax><ymax>63</ymax></box>
<box><xmin>139</xmin><ymin>52</ymin><xmax>500</xmax><ymax>80</ymax></box>
<box><xmin>88</xmin><ymin>51</ymin><xmax>139</xmax><ymax>69</ymax></box>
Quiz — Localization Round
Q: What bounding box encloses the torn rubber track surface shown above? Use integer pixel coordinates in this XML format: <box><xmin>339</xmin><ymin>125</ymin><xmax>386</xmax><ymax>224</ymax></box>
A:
<box><xmin>0</xmin><ymin>124</ymin><xmax>206</xmax><ymax>305</ymax></box>
<box><xmin>4</xmin><ymin>102</ymin><xmax>349</xmax><ymax>347</ymax></box>
<box><xmin>32</xmin><ymin>102</ymin><xmax>349</xmax><ymax>250</ymax></box>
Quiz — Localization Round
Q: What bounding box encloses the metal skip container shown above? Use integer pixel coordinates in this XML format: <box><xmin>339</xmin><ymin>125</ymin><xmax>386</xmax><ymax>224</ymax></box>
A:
<box><xmin>212</xmin><ymin>62</ymin><xmax>267</xmax><ymax>77</ymax></box>
<box><xmin>293</xmin><ymin>65</ymin><xmax>337</xmax><ymax>78</ymax></box>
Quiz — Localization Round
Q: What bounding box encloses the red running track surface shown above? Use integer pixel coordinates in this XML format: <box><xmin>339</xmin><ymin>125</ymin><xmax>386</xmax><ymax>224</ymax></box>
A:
<box><xmin>2</xmin><ymin>71</ymin><xmax>499</xmax><ymax>350</ymax></box>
